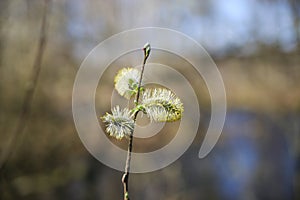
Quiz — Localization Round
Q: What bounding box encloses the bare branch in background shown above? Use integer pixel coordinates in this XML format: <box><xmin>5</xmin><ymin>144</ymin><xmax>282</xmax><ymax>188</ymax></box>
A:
<box><xmin>0</xmin><ymin>0</ymin><xmax>51</xmax><ymax>171</ymax></box>
<box><xmin>0</xmin><ymin>0</ymin><xmax>9</xmax><ymax>139</ymax></box>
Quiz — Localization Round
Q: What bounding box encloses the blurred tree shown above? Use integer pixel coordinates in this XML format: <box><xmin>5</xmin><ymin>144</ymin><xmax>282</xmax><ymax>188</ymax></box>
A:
<box><xmin>288</xmin><ymin>0</ymin><xmax>300</xmax><ymax>45</ymax></box>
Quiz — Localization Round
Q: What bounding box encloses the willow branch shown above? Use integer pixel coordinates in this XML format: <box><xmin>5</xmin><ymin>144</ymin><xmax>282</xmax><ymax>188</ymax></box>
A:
<box><xmin>122</xmin><ymin>43</ymin><xmax>151</xmax><ymax>200</ymax></box>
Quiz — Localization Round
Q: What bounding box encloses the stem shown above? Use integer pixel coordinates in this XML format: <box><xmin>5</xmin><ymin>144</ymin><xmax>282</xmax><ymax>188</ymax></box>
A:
<box><xmin>122</xmin><ymin>43</ymin><xmax>151</xmax><ymax>200</ymax></box>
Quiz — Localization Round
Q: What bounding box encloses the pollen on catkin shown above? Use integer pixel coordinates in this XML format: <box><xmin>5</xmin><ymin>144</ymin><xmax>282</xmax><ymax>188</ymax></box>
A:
<box><xmin>114</xmin><ymin>68</ymin><xmax>141</xmax><ymax>99</ymax></box>
<box><xmin>101</xmin><ymin>106</ymin><xmax>134</xmax><ymax>140</ymax></box>
<box><xmin>141</xmin><ymin>88</ymin><xmax>184</xmax><ymax>122</ymax></box>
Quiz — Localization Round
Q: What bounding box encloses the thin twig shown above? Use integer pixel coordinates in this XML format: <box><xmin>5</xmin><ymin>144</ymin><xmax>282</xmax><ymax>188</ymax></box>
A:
<box><xmin>0</xmin><ymin>0</ymin><xmax>9</xmax><ymax>135</ymax></box>
<box><xmin>122</xmin><ymin>43</ymin><xmax>151</xmax><ymax>200</ymax></box>
<box><xmin>0</xmin><ymin>0</ymin><xmax>51</xmax><ymax>171</ymax></box>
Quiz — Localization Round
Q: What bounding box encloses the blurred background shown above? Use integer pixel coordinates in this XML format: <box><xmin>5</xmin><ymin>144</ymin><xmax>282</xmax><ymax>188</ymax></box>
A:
<box><xmin>0</xmin><ymin>0</ymin><xmax>300</xmax><ymax>199</ymax></box>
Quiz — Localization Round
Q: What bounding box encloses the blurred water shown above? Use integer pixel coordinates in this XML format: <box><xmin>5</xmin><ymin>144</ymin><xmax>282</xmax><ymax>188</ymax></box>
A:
<box><xmin>181</xmin><ymin>110</ymin><xmax>295</xmax><ymax>200</ymax></box>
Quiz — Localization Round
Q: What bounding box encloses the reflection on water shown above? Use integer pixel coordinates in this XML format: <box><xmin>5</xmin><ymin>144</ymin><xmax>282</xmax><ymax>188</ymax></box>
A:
<box><xmin>215</xmin><ymin>110</ymin><xmax>294</xmax><ymax>199</ymax></box>
<box><xmin>181</xmin><ymin>110</ymin><xmax>295</xmax><ymax>199</ymax></box>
